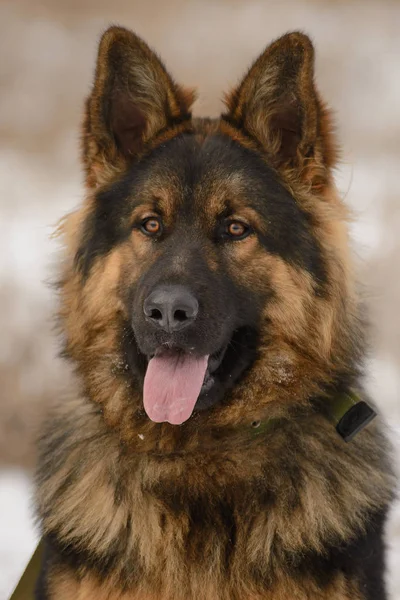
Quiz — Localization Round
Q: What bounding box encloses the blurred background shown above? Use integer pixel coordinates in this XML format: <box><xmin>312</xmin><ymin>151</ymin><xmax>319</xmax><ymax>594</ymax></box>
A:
<box><xmin>0</xmin><ymin>0</ymin><xmax>399</xmax><ymax>597</ymax></box>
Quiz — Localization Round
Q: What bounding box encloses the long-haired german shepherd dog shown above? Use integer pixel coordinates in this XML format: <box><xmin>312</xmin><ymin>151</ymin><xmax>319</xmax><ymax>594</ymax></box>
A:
<box><xmin>35</xmin><ymin>27</ymin><xmax>395</xmax><ymax>599</ymax></box>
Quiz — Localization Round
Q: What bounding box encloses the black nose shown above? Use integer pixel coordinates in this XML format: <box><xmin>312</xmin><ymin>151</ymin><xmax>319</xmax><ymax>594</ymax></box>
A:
<box><xmin>143</xmin><ymin>285</ymin><xmax>199</xmax><ymax>333</ymax></box>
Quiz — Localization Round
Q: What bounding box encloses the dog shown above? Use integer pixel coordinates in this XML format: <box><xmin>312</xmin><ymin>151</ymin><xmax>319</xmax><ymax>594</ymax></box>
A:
<box><xmin>34</xmin><ymin>26</ymin><xmax>394</xmax><ymax>599</ymax></box>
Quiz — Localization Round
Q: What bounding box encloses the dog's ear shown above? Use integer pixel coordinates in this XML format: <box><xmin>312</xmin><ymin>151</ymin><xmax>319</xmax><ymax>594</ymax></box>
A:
<box><xmin>223</xmin><ymin>32</ymin><xmax>337</xmax><ymax>190</ymax></box>
<box><xmin>82</xmin><ymin>26</ymin><xmax>195</xmax><ymax>187</ymax></box>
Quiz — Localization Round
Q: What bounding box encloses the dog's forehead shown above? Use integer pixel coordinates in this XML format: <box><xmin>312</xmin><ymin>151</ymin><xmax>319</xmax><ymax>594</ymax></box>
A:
<box><xmin>134</xmin><ymin>132</ymin><xmax>284</xmax><ymax>216</ymax></box>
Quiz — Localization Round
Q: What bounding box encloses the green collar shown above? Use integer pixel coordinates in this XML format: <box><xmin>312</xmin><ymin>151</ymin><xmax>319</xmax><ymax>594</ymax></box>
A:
<box><xmin>249</xmin><ymin>390</ymin><xmax>376</xmax><ymax>443</ymax></box>
<box><xmin>327</xmin><ymin>390</ymin><xmax>376</xmax><ymax>442</ymax></box>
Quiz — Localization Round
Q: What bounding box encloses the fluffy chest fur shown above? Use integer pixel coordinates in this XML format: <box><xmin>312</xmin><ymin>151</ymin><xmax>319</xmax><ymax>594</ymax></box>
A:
<box><xmin>36</xmin><ymin>395</ymin><xmax>392</xmax><ymax>600</ymax></box>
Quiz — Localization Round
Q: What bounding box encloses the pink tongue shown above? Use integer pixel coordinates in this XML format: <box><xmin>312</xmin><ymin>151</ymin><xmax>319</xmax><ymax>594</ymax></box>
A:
<box><xmin>143</xmin><ymin>352</ymin><xmax>209</xmax><ymax>425</ymax></box>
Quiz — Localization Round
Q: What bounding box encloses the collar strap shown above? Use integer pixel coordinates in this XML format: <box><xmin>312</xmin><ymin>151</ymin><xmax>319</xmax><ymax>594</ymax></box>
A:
<box><xmin>327</xmin><ymin>391</ymin><xmax>376</xmax><ymax>442</ymax></box>
<box><xmin>250</xmin><ymin>391</ymin><xmax>376</xmax><ymax>443</ymax></box>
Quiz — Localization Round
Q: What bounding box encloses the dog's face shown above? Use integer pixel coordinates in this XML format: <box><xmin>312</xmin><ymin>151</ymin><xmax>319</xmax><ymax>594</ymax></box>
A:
<box><xmin>60</xmin><ymin>28</ymin><xmax>357</xmax><ymax>434</ymax></box>
<box><xmin>123</xmin><ymin>135</ymin><xmax>266</xmax><ymax>421</ymax></box>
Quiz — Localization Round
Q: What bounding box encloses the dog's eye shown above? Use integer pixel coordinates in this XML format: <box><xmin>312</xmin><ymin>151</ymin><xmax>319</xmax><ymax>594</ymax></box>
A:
<box><xmin>140</xmin><ymin>217</ymin><xmax>163</xmax><ymax>237</ymax></box>
<box><xmin>226</xmin><ymin>221</ymin><xmax>251</xmax><ymax>240</ymax></box>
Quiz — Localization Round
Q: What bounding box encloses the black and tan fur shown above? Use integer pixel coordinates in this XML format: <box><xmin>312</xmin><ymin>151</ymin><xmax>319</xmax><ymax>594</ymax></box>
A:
<box><xmin>35</xmin><ymin>27</ymin><xmax>394</xmax><ymax>599</ymax></box>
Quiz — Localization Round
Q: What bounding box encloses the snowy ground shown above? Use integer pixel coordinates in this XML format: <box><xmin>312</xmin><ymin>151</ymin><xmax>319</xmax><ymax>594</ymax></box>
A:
<box><xmin>0</xmin><ymin>470</ymin><xmax>38</xmax><ymax>598</ymax></box>
<box><xmin>0</xmin><ymin>0</ymin><xmax>399</xmax><ymax>598</ymax></box>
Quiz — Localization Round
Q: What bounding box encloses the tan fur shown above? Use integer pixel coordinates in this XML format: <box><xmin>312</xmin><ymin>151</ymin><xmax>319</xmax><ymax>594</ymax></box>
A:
<box><xmin>37</xmin><ymin>384</ymin><xmax>392</xmax><ymax>599</ymax></box>
<box><xmin>48</xmin><ymin>565</ymin><xmax>362</xmax><ymax>600</ymax></box>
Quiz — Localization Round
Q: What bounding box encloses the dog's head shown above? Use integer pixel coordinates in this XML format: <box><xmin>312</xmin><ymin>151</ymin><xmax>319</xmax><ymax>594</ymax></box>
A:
<box><xmin>59</xmin><ymin>28</ymin><xmax>359</xmax><ymax>433</ymax></box>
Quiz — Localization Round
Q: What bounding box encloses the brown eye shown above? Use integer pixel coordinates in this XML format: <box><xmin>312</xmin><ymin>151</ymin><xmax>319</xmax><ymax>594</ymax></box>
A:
<box><xmin>141</xmin><ymin>217</ymin><xmax>163</xmax><ymax>237</ymax></box>
<box><xmin>226</xmin><ymin>221</ymin><xmax>251</xmax><ymax>240</ymax></box>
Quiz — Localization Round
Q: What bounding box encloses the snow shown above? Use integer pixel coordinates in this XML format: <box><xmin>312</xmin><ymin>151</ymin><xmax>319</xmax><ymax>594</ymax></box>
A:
<box><xmin>0</xmin><ymin>470</ymin><xmax>39</xmax><ymax>599</ymax></box>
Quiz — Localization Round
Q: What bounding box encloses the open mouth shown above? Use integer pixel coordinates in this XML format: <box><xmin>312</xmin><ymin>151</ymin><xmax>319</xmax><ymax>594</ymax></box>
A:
<box><xmin>123</xmin><ymin>324</ymin><xmax>259</xmax><ymax>425</ymax></box>
<box><xmin>201</xmin><ymin>345</ymin><xmax>228</xmax><ymax>392</ymax></box>
<box><xmin>143</xmin><ymin>344</ymin><xmax>228</xmax><ymax>425</ymax></box>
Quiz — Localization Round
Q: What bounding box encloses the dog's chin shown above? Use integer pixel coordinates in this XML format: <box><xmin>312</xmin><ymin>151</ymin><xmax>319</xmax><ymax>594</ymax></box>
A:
<box><xmin>125</xmin><ymin>326</ymin><xmax>259</xmax><ymax>414</ymax></box>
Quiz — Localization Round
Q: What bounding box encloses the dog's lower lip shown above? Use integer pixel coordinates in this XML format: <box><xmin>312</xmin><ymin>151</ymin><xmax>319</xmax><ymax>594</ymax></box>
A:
<box><xmin>201</xmin><ymin>371</ymin><xmax>214</xmax><ymax>393</ymax></box>
<box><xmin>199</xmin><ymin>345</ymin><xmax>227</xmax><ymax>393</ymax></box>
<box><xmin>208</xmin><ymin>344</ymin><xmax>228</xmax><ymax>373</ymax></box>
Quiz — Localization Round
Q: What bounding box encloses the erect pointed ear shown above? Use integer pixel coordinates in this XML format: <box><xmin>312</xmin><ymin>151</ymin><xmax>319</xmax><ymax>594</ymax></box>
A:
<box><xmin>223</xmin><ymin>32</ymin><xmax>337</xmax><ymax>190</ymax></box>
<box><xmin>82</xmin><ymin>26</ymin><xmax>195</xmax><ymax>187</ymax></box>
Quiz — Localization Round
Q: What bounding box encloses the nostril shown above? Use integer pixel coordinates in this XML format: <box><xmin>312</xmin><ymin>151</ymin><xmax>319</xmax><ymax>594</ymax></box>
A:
<box><xmin>150</xmin><ymin>308</ymin><xmax>163</xmax><ymax>321</ymax></box>
<box><xmin>174</xmin><ymin>309</ymin><xmax>189</xmax><ymax>322</ymax></box>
